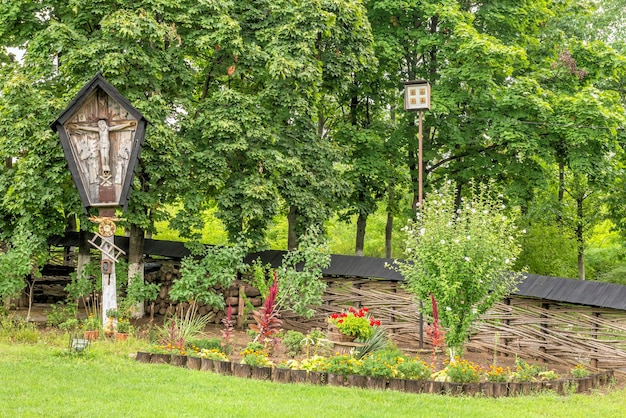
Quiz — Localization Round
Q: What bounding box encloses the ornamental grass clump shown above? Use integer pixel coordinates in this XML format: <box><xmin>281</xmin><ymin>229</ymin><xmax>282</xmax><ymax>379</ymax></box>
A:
<box><xmin>328</xmin><ymin>307</ymin><xmax>381</xmax><ymax>340</ymax></box>
<box><xmin>394</xmin><ymin>180</ymin><xmax>524</xmax><ymax>361</ymax></box>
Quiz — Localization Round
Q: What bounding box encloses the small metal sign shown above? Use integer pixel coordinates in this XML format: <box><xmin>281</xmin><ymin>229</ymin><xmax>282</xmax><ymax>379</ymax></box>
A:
<box><xmin>51</xmin><ymin>73</ymin><xmax>148</xmax><ymax>211</ymax></box>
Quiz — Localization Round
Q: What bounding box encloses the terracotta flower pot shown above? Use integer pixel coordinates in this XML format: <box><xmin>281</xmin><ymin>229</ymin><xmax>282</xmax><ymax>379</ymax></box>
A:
<box><xmin>115</xmin><ymin>332</ymin><xmax>129</xmax><ymax>341</ymax></box>
<box><xmin>327</xmin><ymin>325</ymin><xmax>356</xmax><ymax>342</ymax></box>
<box><xmin>84</xmin><ymin>330</ymin><xmax>99</xmax><ymax>341</ymax></box>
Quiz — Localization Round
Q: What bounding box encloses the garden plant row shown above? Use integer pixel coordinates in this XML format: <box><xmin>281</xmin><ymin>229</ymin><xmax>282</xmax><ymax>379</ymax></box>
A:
<box><xmin>135</xmin><ymin>351</ymin><xmax>614</xmax><ymax>397</ymax></box>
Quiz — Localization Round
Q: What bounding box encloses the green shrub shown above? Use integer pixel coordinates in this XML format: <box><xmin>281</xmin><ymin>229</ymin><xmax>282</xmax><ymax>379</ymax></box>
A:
<box><xmin>445</xmin><ymin>358</ymin><xmax>482</xmax><ymax>383</ymax></box>
<box><xmin>396</xmin><ymin>357</ymin><xmax>432</xmax><ymax>380</ymax></box>
<box><xmin>46</xmin><ymin>303</ymin><xmax>76</xmax><ymax>327</ymax></box>
<box><xmin>188</xmin><ymin>337</ymin><xmax>222</xmax><ymax>351</ymax></box>
<box><xmin>282</xmin><ymin>330</ymin><xmax>305</xmax><ymax>357</ymax></box>
<box><xmin>0</xmin><ymin>315</ymin><xmax>40</xmax><ymax>343</ymax></box>
<box><xmin>512</xmin><ymin>357</ymin><xmax>545</xmax><ymax>382</ymax></box>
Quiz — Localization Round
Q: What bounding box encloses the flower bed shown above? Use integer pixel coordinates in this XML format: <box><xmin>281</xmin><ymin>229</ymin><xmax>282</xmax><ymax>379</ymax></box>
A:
<box><xmin>135</xmin><ymin>350</ymin><xmax>615</xmax><ymax>396</ymax></box>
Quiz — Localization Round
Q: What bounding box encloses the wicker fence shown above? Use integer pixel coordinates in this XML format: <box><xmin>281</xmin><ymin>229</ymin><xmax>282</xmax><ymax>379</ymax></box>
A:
<box><xmin>281</xmin><ymin>276</ymin><xmax>626</xmax><ymax>371</ymax></box>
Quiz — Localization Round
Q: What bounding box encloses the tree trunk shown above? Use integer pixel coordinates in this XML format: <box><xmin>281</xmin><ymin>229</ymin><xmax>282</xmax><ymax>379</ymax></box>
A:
<box><xmin>287</xmin><ymin>206</ymin><xmax>298</xmax><ymax>250</ymax></box>
<box><xmin>409</xmin><ymin>147</ymin><xmax>419</xmax><ymax>213</ymax></box>
<box><xmin>64</xmin><ymin>214</ymin><xmax>77</xmax><ymax>266</ymax></box>
<box><xmin>128</xmin><ymin>223</ymin><xmax>145</xmax><ymax>317</ymax></box>
<box><xmin>385</xmin><ymin>211</ymin><xmax>393</xmax><ymax>258</ymax></box>
<box><xmin>76</xmin><ymin>230</ymin><xmax>91</xmax><ymax>281</ymax></box>
<box><xmin>355</xmin><ymin>213</ymin><xmax>367</xmax><ymax>256</ymax></box>
<box><xmin>577</xmin><ymin>196</ymin><xmax>585</xmax><ymax>280</ymax></box>
<box><xmin>557</xmin><ymin>162</ymin><xmax>565</xmax><ymax>224</ymax></box>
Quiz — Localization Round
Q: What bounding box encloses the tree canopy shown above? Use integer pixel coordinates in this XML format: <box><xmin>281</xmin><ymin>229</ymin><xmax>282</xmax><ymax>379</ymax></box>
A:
<box><xmin>1</xmin><ymin>0</ymin><xmax>625</xmax><ymax>284</ymax></box>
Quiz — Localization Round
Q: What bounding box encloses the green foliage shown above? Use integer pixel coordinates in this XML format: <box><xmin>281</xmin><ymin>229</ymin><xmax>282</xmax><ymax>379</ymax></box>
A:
<box><xmin>395</xmin><ymin>181</ymin><xmax>523</xmax><ymax>357</ymax></box>
<box><xmin>512</xmin><ymin>357</ymin><xmax>545</xmax><ymax>382</ymax></box>
<box><xmin>155</xmin><ymin>314</ymin><xmax>211</xmax><ymax>353</ymax></box>
<box><xmin>354</xmin><ymin>326</ymin><xmax>389</xmax><ymax>360</ymax></box>
<box><xmin>248</xmin><ymin>259</ymin><xmax>273</xmax><ymax>300</ymax></box>
<box><xmin>282</xmin><ymin>330</ymin><xmax>305</xmax><ymax>358</ymax></box>
<box><xmin>277</xmin><ymin>227</ymin><xmax>331</xmax><ymax>318</ymax></box>
<box><xmin>46</xmin><ymin>303</ymin><xmax>77</xmax><ymax>328</ymax></box>
<box><xmin>241</xmin><ymin>350</ymin><xmax>272</xmax><ymax>367</ymax></box>
<box><xmin>188</xmin><ymin>338</ymin><xmax>222</xmax><ymax>352</ymax></box>
<box><xmin>445</xmin><ymin>358</ymin><xmax>483</xmax><ymax>384</ymax></box>
<box><xmin>171</xmin><ymin>244</ymin><xmax>247</xmax><ymax>310</ymax></box>
<box><xmin>396</xmin><ymin>357</ymin><xmax>432</xmax><ymax>381</ymax></box>
<box><xmin>199</xmin><ymin>349</ymin><xmax>229</xmax><ymax>362</ymax></box>
<box><xmin>302</xmin><ymin>329</ymin><xmax>328</xmax><ymax>358</ymax></box>
<box><xmin>324</xmin><ymin>354</ymin><xmax>361</xmax><ymax>376</ymax></box>
<box><xmin>0</xmin><ymin>230</ymin><xmax>45</xmax><ymax>300</ymax></box>
<box><xmin>571</xmin><ymin>363</ymin><xmax>591</xmax><ymax>378</ymax></box>
<box><xmin>357</xmin><ymin>349</ymin><xmax>404</xmax><ymax>378</ymax></box>
<box><xmin>116</xmin><ymin>318</ymin><xmax>133</xmax><ymax>334</ymax></box>
<box><xmin>0</xmin><ymin>314</ymin><xmax>39</xmax><ymax>343</ymax></box>
<box><xmin>59</xmin><ymin>318</ymin><xmax>81</xmax><ymax>334</ymax></box>
<box><xmin>515</xmin><ymin>221</ymin><xmax>578</xmax><ymax>278</ymax></box>
<box><xmin>4</xmin><ymin>342</ymin><xmax>626</xmax><ymax>416</ymax></box>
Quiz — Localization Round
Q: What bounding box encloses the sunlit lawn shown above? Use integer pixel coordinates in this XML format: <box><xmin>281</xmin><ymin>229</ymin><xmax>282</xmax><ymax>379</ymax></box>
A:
<box><xmin>1</xmin><ymin>340</ymin><xmax>625</xmax><ymax>418</ymax></box>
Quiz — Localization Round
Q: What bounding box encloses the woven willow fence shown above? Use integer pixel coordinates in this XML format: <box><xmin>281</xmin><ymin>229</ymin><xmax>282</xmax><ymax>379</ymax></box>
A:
<box><xmin>281</xmin><ymin>277</ymin><xmax>626</xmax><ymax>371</ymax></box>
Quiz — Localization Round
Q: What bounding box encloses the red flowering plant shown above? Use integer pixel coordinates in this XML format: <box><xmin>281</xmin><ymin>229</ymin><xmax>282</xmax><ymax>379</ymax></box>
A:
<box><xmin>424</xmin><ymin>293</ymin><xmax>446</xmax><ymax>363</ymax></box>
<box><xmin>249</xmin><ymin>271</ymin><xmax>282</xmax><ymax>346</ymax></box>
<box><xmin>327</xmin><ymin>306</ymin><xmax>381</xmax><ymax>341</ymax></box>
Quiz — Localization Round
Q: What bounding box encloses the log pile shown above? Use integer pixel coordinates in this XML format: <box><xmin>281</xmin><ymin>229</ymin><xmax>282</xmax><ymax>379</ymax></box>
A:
<box><xmin>145</xmin><ymin>262</ymin><xmax>263</xmax><ymax>325</ymax></box>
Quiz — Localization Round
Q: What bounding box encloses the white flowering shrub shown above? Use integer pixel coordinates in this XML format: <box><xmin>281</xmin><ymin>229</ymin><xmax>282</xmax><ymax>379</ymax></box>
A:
<box><xmin>394</xmin><ymin>181</ymin><xmax>524</xmax><ymax>360</ymax></box>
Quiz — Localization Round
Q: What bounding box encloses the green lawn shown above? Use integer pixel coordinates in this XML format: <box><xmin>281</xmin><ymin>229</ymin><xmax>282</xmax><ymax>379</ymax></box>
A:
<box><xmin>1</xmin><ymin>341</ymin><xmax>624</xmax><ymax>418</ymax></box>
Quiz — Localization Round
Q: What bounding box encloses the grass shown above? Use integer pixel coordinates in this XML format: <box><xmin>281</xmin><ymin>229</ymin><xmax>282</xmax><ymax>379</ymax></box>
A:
<box><xmin>1</xmin><ymin>338</ymin><xmax>626</xmax><ymax>418</ymax></box>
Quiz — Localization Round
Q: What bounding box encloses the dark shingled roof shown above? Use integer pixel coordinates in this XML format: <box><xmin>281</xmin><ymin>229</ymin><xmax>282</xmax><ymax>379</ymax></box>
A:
<box><xmin>49</xmin><ymin>233</ymin><xmax>626</xmax><ymax>311</ymax></box>
<box><xmin>516</xmin><ymin>274</ymin><xmax>626</xmax><ymax>311</ymax></box>
<box><xmin>245</xmin><ymin>250</ymin><xmax>404</xmax><ymax>281</ymax></box>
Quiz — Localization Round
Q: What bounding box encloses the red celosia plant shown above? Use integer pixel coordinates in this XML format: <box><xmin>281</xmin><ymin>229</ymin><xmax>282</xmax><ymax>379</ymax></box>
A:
<box><xmin>221</xmin><ymin>304</ymin><xmax>234</xmax><ymax>349</ymax></box>
<box><xmin>249</xmin><ymin>271</ymin><xmax>282</xmax><ymax>344</ymax></box>
<box><xmin>425</xmin><ymin>292</ymin><xmax>446</xmax><ymax>363</ymax></box>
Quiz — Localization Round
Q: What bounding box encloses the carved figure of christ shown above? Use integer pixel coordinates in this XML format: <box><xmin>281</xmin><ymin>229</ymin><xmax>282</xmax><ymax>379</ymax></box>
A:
<box><xmin>72</xmin><ymin>119</ymin><xmax>136</xmax><ymax>175</ymax></box>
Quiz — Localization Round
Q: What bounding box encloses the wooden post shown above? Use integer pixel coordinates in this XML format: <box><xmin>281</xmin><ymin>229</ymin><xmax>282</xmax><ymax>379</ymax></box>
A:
<box><xmin>591</xmin><ymin>312</ymin><xmax>600</xmax><ymax>369</ymax></box>
<box><xmin>237</xmin><ymin>284</ymin><xmax>245</xmax><ymax>328</ymax></box>
<box><xmin>99</xmin><ymin>208</ymin><xmax>117</xmax><ymax>329</ymax></box>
